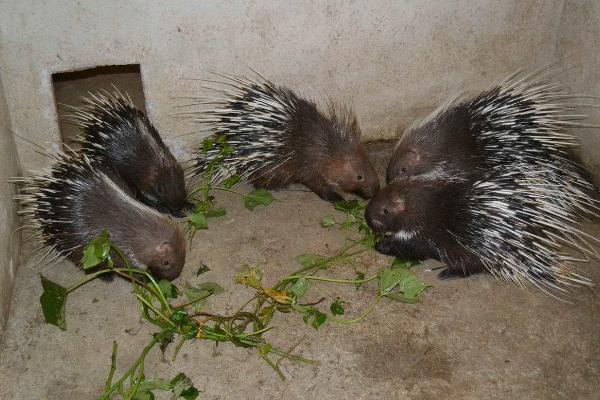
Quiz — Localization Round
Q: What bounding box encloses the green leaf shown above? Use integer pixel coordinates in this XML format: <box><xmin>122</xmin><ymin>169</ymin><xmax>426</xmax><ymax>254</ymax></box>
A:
<box><xmin>378</xmin><ymin>266</ymin><xmax>430</xmax><ymax>303</ymax></box>
<box><xmin>330</xmin><ymin>299</ymin><xmax>345</xmax><ymax>316</ymax></box>
<box><xmin>196</xmin><ymin>264</ymin><xmax>210</xmax><ymax>276</ymax></box>
<box><xmin>295</xmin><ymin>254</ymin><xmax>323</xmax><ymax>268</ymax></box>
<box><xmin>222</xmin><ymin>175</ymin><xmax>241</xmax><ymax>189</ymax></box>
<box><xmin>81</xmin><ymin>231</ymin><xmax>111</xmax><ymax>270</ymax></box>
<box><xmin>243</xmin><ymin>189</ymin><xmax>273</xmax><ymax>210</ymax></box>
<box><xmin>194</xmin><ymin>200</ymin><xmax>212</xmax><ymax>213</ymax></box>
<box><xmin>289</xmin><ymin>278</ymin><xmax>309</xmax><ymax>299</ymax></box>
<box><xmin>131</xmin><ymin>387</ymin><xmax>155</xmax><ymax>400</ymax></box>
<box><xmin>157</xmin><ymin>280</ymin><xmax>179</xmax><ymax>299</ymax></box>
<box><xmin>312</xmin><ymin>309</ymin><xmax>327</xmax><ymax>329</ymax></box>
<box><xmin>183</xmin><ymin>283</ymin><xmax>224</xmax><ymax>310</ymax></box>
<box><xmin>259</xmin><ymin>343</ymin><xmax>272</xmax><ymax>356</ymax></box>
<box><xmin>391</xmin><ymin>257</ymin><xmax>420</xmax><ymax>269</ymax></box>
<box><xmin>378</xmin><ymin>267</ymin><xmax>408</xmax><ymax>296</ymax></box>
<box><xmin>334</xmin><ymin>199</ymin><xmax>361</xmax><ymax>213</ymax></box>
<box><xmin>386</xmin><ymin>279</ymin><xmax>430</xmax><ymax>304</ymax></box>
<box><xmin>188</xmin><ymin>211</ymin><xmax>208</xmax><ymax>229</ymax></box>
<box><xmin>234</xmin><ymin>266</ymin><xmax>263</xmax><ymax>289</ymax></box>
<box><xmin>215</xmin><ymin>135</ymin><xmax>227</xmax><ymax>144</ymax></box>
<box><xmin>204</xmin><ymin>207</ymin><xmax>226</xmax><ymax>218</ymax></box>
<box><xmin>170</xmin><ymin>310</ymin><xmax>189</xmax><ymax>324</ymax></box>
<box><xmin>201</xmin><ymin>138</ymin><xmax>214</xmax><ymax>154</ymax></box>
<box><xmin>303</xmin><ymin>307</ymin><xmax>327</xmax><ymax>330</ymax></box>
<box><xmin>169</xmin><ymin>373</ymin><xmax>199</xmax><ymax>400</ymax></box>
<box><xmin>320</xmin><ymin>215</ymin><xmax>336</xmax><ymax>228</ymax></box>
<box><xmin>39</xmin><ymin>275</ymin><xmax>68</xmax><ymax>330</ymax></box>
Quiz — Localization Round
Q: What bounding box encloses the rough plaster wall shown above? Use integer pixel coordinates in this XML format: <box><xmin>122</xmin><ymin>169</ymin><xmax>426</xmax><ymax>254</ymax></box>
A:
<box><xmin>0</xmin><ymin>0</ymin><xmax>565</xmax><ymax>172</ymax></box>
<box><xmin>556</xmin><ymin>0</ymin><xmax>600</xmax><ymax>178</ymax></box>
<box><xmin>0</xmin><ymin>72</ymin><xmax>21</xmax><ymax>339</ymax></box>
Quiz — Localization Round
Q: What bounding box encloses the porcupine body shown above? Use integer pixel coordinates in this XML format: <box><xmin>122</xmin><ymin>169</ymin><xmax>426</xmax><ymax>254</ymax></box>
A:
<box><xmin>69</xmin><ymin>89</ymin><xmax>189</xmax><ymax>216</ymax></box>
<box><xmin>14</xmin><ymin>153</ymin><xmax>186</xmax><ymax>281</ymax></box>
<box><xmin>189</xmin><ymin>74</ymin><xmax>380</xmax><ymax>202</ymax></box>
<box><xmin>367</xmin><ymin>69</ymin><xmax>600</xmax><ymax>293</ymax></box>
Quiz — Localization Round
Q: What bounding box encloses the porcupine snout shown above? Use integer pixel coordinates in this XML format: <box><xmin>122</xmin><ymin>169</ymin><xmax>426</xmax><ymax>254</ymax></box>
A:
<box><xmin>365</xmin><ymin>184</ymin><xmax>406</xmax><ymax>233</ymax></box>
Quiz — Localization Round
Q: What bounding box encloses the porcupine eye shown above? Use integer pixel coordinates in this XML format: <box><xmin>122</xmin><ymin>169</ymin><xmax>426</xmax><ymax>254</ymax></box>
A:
<box><xmin>163</xmin><ymin>260</ymin><xmax>169</xmax><ymax>266</ymax></box>
<box><xmin>356</xmin><ymin>175</ymin><xmax>364</xmax><ymax>182</ymax></box>
<box><xmin>401</xmin><ymin>167</ymin><xmax>407</xmax><ymax>173</ymax></box>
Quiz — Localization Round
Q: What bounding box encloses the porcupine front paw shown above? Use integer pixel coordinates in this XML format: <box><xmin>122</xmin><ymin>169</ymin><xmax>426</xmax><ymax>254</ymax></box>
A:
<box><xmin>375</xmin><ymin>237</ymin><xmax>399</xmax><ymax>256</ymax></box>
<box><xmin>437</xmin><ymin>268</ymin><xmax>468</xmax><ymax>281</ymax></box>
<box><xmin>313</xmin><ymin>185</ymin><xmax>345</xmax><ymax>203</ymax></box>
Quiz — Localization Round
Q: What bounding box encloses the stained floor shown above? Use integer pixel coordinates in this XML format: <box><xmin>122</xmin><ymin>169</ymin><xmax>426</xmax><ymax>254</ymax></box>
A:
<box><xmin>0</xmin><ymin>174</ymin><xmax>599</xmax><ymax>399</ymax></box>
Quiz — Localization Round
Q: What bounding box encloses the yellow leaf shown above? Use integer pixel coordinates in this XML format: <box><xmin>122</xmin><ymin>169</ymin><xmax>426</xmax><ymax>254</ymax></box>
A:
<box><xmin>264</xmin><ymin>288</ymin><xmax>292</xmax><ymax>304</ymax></box>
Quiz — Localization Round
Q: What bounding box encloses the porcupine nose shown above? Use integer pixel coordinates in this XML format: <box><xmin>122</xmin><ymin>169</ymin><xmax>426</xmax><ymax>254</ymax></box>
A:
<box><xmin>365</xmin><ymin>199</ymin><xmax>388</xmax><ymax>233</ymax></box>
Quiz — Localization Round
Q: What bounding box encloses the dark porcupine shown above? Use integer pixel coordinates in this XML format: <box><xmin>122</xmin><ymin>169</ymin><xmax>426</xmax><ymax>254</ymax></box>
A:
<box><xmin>367</xmin><ymin>68</ymin><xmax>600</xmax><ymax>295</ymax></box>
<box><xmin>68</xmin><ymin>89</ymin><xmax>190</xmax><ymax>216</ymax></box>
<box><xmin>188</xmin><ymin>73</ymin><xmax>380</xmax><ymax>202</ymax></box>
<box><xmin>13</xmin><ymin>153</ymin><xmax>186</xmax><ymax>281</ymax></box>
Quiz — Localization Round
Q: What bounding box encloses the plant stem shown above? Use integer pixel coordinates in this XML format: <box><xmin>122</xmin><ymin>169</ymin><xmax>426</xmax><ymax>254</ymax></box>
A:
<box><xmin>280</xmin><ymin>273</ymin><xmax>378</xmax><ymax>284</ymax></box>
<box><xmin>104</xmin><ymin>341</ymin><xmax>118</xmax><ymax>392</ymax></box>
<box><xmin>101</xmin><ymin>332</ymin><xmax>166</xmax><ymax>398</ymax></box>
<box><xmin>330</xmin><ymin>295</ymin><xmax>383</xmax><ymax>325</ymax></box>
<box><xmin>135</xmin><ymin>295</ymin><xmax>177</xmax><ymax>329</ymax></box>
<box><xmin>213</xmin><ymin>186</ymin><xmax>245</xmax><ymax>197</ymax></box>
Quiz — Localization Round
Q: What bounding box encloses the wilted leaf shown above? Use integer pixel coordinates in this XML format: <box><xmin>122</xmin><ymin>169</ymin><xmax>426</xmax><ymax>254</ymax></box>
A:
<box><xmin>234</xmin><ymin>266</ymin><xmax>263</xmax><ymax>289</ymax></box>
<box><xmin>289</xmin><ymin>278</ymin><xmax>309</xmax><ymax>299</ymax></box>
<box><xmin>195</xmin><ymin>264</ymin><xmax>210</xmax><ymax>276</ymax></box>
<box><xmin>264</xmin><ymin>288</ymin><xmax>293</xmax><ymax>304</ymax></box>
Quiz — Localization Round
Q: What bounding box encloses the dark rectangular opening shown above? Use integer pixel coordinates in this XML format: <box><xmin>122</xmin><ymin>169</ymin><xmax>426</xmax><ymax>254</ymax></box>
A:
<box><xmin>52</xmin><ymin>64</ymin><xmax>147</xmax><ymax>146</ymax></box>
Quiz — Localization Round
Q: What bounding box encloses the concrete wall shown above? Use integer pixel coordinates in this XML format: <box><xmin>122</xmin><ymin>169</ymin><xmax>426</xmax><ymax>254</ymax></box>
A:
<box><xmin>0</xmin><ymin>70</ymin><xmax>21</xmax><ymax>339</ymax></box>
<box><xmin>557</xmin><ymin>0</ymin><xmax>600</xmax><ymax>178</ymax></box>
<box><xmin>0</xmin><ymin>0</ymin><xmax>566</xmax><ymax>171</ymax></box>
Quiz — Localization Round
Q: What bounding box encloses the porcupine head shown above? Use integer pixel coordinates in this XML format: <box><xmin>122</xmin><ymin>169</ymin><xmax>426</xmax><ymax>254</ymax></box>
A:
<box><xmin>294</xmin><ymin>103</ymin><xmax>380</xmax><ymax>201</ymax></box>
<box><xmin>135</xmin><ymin>223</ymin><xmax>186</xmax><ymax>281</ymax></box>
<box><xmin>76</xmin><ymin>168</ymin><xmax>187</xmax><ymax>281</ymax></box>
<box><xmin>386</xmin><ymin>102</ymin><xmax>478</xmax><ymax>184</ymax></box>
<box><xmin>365</xmin><ymin>177</ymin><xmax>464</xmax><ymax>241</ymax></box>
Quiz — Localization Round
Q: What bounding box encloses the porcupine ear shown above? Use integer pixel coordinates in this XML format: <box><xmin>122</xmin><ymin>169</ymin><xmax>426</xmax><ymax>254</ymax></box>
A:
<box><xmin>406</xmin><ymin>149</ymin><xmax>420</xmax><ymax>165</ymax></box>
<box><xmin>155</xmin><ymin>241</ymin><xmax>174</xmax><ymax>258</ymax></box>
<box><xmin>390</xmin><ymin>196</ymin><xmax>407</xmax><ymax>213</ymax></box>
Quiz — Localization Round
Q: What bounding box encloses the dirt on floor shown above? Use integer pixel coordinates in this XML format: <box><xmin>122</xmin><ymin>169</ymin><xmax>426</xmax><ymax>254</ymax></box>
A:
<box><xmin>0</xmin><ymin>175</ymin><xmax>599</xmax><ymax>399</ymax></box>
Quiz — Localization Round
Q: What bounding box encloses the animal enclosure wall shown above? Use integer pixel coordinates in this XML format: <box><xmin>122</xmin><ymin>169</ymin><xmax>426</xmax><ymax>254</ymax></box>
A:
<box><xmin>1</xmin><ymin>0</ymin><xmax>600</xmax><ymax>336</ymax></box>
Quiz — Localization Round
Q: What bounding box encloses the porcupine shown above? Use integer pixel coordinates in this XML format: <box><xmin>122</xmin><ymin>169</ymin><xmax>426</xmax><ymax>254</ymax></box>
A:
<box><xmin>366</xmin><ymin>68</ymin><xmax>600</xmax><ymax>293</ymax></box>
<box><xmin>188</xmin><ymin>73</ymin><xmax>380</xmax><ymax>202</ymax></box>
<box><xmin>14</xmin><ymin>152</ymin><xmax>186</xmax><ymax>281</ymax></box>
<box><xmin>68</xmin><ymin>89</ymin><xmax>190</xmax><ymax>216</ymax></box>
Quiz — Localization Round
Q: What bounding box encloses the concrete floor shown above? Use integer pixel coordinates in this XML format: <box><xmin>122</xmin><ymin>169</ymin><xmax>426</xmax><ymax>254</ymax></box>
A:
<box><xmin>1</xmin><ymin>176</ymin><xmax>599</xmax><ymax>399</ymax></box>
